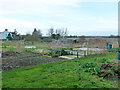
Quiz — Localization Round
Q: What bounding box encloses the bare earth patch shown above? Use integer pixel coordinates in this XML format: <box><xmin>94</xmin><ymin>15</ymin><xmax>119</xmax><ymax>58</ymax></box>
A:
<box><xmin>2</xmin><ymin>51</ymin><xmax>66</xmax><ymax>72</ymax></box>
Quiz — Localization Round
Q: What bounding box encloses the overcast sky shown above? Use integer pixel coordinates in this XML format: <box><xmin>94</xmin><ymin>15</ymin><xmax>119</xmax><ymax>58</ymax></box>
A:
<box><xmin>0</xmin><ymin>0</ymin><xmax>118</xmax><ymax>36</ymax></box>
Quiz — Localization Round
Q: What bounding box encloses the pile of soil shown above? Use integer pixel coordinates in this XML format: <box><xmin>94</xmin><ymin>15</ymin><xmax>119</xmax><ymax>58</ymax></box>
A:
<box><xmin>96</xmin><ymin>63</ymin><xmax>120</xmax><ymax>81</ymax></box>
<box><xmin>2</xmin><ymin>51</ymin><xmax>20</xmax><ymax>58</ymax></box>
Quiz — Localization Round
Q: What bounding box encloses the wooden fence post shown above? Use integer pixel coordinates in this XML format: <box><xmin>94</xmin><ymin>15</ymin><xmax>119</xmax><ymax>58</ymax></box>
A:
<box><xmin>77</xmin><ymin>52</ymin><xmax>79</xmax><ymax>58</ymax></box>
<box><xmin>84</xmin><ymin>51</ymin><xmax>86</xmax><ymax>57</ymax></box>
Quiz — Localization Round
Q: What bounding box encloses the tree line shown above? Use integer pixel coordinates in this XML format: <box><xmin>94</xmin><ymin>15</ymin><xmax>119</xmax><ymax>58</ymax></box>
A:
<box><xmin>24</xmin><ymin>27</ymin><xmax>68</xmax><ymax>44</ymax></box>
<box><xmin>7</xmin><ymin>27</ymin><xmax>68</xmax><ymax>41</ymax></box>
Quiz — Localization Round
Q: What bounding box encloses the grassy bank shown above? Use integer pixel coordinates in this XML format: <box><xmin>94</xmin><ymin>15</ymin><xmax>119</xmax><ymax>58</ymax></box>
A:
<box><xmin>2</xmin><ymin>52</ymin><xmax>119</xmax><ymax>88</ymax></box>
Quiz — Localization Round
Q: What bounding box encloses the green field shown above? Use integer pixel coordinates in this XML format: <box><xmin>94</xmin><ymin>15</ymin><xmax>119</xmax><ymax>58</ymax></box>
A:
<box><xmin>2</xmin><ymin>52</ymin><xmax>119</xmax><ymax>88</ymax></box>
<box><xmin>2</xmin><ymin>41</ymin><xmax>51</xmax><ymax>52</ymax></box>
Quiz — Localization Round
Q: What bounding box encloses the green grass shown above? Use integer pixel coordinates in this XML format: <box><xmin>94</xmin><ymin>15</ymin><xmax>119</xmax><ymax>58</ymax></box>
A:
<box><xmin>2</xmin><ymin>41</ymin><xmax>51</xmax><ymax>52</ymax></box>
<box><xmin>108</xmin><ymin>48</ymin><xmax>120</xmax><ymax>52</ymax></box>
<box><xmin>2</xmin><ymin>41</ymin><xmax>86</xmax><ymax>52</ymax></box>
<box><xmin>2</xmin><ymin>52</ymin><xmax>118</xmax><ymax>88</ymax></box>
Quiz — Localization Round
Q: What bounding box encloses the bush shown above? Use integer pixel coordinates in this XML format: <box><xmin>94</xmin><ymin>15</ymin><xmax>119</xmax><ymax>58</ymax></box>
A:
<box><xmin>74</xmin><ymin>47</ymin><xmax>82</xmax><ymax>48</ymax></box>
<box><xmin>61</xmin><ymin>49</ymin><xmax>68</xmax><ymax>55</ymax></box>
<box><xmin>52</xmin><ymin>54</ymin><xmax>59</xmax><ymax>57</ymax></box>
<box><xmin>70</xmin><ymin>48</ymin><xmax>73</xmax><ymax>50</ymax></box>
<box><xmin>47</xmin><ymin>48</ymin><xmax>69</xmax><ymax>56</ymax></box>
<box><xmin>47</xmin><ymin>52</ymin><xmax>52</xmax><ymax>56</ymax></box>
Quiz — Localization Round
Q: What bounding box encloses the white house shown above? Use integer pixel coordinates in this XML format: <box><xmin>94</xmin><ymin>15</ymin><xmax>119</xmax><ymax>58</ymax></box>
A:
<box><xmin>0</xmin><ymin>29</ymin><xmax>12</xmax><ymax>40</ymax></box>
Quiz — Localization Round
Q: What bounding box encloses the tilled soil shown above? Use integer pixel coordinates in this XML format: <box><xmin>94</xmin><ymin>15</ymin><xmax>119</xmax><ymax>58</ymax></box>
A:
<box><xmin>2</xmin><ymin>51</ymin><xmax>20</xmax><ymax>58</ymax></box>
<box><xmin>2</xmin><ymin>51</ymin><xmax>66</xmax><ymax>72</ymax></box>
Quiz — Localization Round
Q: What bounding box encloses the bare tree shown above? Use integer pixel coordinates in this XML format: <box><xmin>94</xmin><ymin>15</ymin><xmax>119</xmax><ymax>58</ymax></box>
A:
<box><xmin>55</xmin><ymin>28</ymin><xmax>68</xmax><ymax>37</ymax></box>
<box><xmin>47</xmin><ymin>27</ymin><xmax>68</xmax><ymax>40</ymax></box>
<box><xmin>48</xmin><ymin>27</ymin><xmax>54</xmax><ymax>36</ymax></box>
<box><xmin>64</xmin><ymin>28</ymin><xmax>68</xmax><ymax>37</ymax></box>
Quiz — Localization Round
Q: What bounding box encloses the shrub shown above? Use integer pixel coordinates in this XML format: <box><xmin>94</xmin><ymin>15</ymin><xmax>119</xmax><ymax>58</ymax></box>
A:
<box><xmin>61</xmin><ymin>49</ymin><xmax>68</xmax><ymax>55</ymax></box>
<box><xmin>52</xmin><ymin>54</ymin><xmax>59</xmax><ymax>57</ymax></box>
<box><xmin>47</xmin><ymin>52</ymin><xmax>52</xmax><ymax>56</ymax></box>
